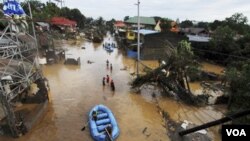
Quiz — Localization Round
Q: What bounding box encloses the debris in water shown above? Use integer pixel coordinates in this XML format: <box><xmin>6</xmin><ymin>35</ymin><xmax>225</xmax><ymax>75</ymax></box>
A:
<box><xmin>120</xmin><ymin>66</ymin><xmax>128</xmax><ymax>71</ymax></box>
<box><xmin>181</xmin><ymin>120</ymin><xmax>189</xmax><ymax>129</ymax></box>
<box><xmin>146</xmin><ymin>133</ymin><xmax>151</xmax><ymax>138</ymax></box>
<box><xmin>142</xmin><ymin>127</ymin><xmax>151</xmax><ymax>138</ymax></box>
<box><xmin>142</xmin><ymin>127</ymin><xmax>147</xmax><ymax>134</ymax></box>
<box><xmin>103</xmin><ymin>96</ymin><xmax>107</xmax><ymax>101</ymax></box>
<box><xmin>87</xmin><ymin>60</ymin><xmax>94</xmax><ymax>64</ymax></box>
<box><xmin>152</xmin><ymin>93</ymin><xmax>156</xmax><ymax>98</ymax></box>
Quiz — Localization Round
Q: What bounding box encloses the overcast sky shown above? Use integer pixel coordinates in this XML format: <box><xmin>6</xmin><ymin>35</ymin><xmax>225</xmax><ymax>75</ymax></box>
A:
<box><xmin>40</xmin><ymin>0</ymin><xmax>250</xmax><ymax>22</ymax></box>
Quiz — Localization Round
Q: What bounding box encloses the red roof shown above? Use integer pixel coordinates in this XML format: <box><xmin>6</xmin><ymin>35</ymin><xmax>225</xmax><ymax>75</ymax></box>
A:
<box><xmin>50</xmin><ymin>17</ymin><xmax>77</xmax><ymax>27</ymax></box>
<box><xmin>114</xmin><ymin>21</ymin><xmax>126</xmax><ymax>27</ymax></box>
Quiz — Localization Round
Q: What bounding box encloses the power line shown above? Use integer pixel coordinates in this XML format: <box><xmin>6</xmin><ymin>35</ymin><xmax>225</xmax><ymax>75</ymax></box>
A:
<box><xmin>192</xmin><ymin>47</ymin><xmax>250</xmax><ymax>60</ymax></box>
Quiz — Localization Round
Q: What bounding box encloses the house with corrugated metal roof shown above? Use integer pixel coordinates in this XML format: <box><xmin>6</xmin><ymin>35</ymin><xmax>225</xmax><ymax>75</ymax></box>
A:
<box><xmin>180</xmin><ymin>27</ymin><xmax>209</xmax><ymax>36</ymax></box>
<box><xmin>179</xmin><ymin>27</ymin><xmax>211</xmax><ymax>48</ymax></box>
<box><xmin>140</xmin><ymin>32</ymin><xmax>187</xmax><ymax>60</ymax></box>
<box><xmin>124</xmin><ymin>16</ymin><xmax>156</xmax><ymax>30</ymax></box>
<box><xmin>50</xmin><ymin>17</ymin><xmax>77</xmax><ymax>33</ymax></box>
<box><xmin>124</xmin><ymin>16</ymin><xmax>157</xmax><ymax>42</ymax></box>
<box><xmin>125</xmin><ymin>30</ymin><xmax>186</xmax><ymax>60</ymax></box>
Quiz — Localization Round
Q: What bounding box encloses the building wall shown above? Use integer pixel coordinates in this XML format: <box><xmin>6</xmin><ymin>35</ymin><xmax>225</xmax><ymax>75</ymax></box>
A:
<box><xmin>0</xmin><ymin>105</ymin><xmax>5</xmax><ymax>120</ymax></box>
<box><xmin>140</xmin><ymin>32</ymin><xmax>187</xmax><ymax>60</ymax></box>
<box><xmin>141</xmin><ymin>46</ymin><xmax>171</xmax><ymax>60</ymax></box>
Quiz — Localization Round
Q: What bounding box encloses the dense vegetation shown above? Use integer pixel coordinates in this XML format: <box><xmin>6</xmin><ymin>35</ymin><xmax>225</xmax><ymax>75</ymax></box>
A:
<box><xmin>181</xmin><ymin>13</ymin><xmax>250</xmax><ymax>124</ymax></box>
<box><xmin>138</xmin><ymin>14</ymin><xmax>250</xmax><ymax>124</ymax></box>
<box><xmin>20</xmin><ymin>0</ymin><xmax>114</xmax><ymax>29</ymax></box>
<box><xmin>226</xmin><ymin>63</ymin><xmax>250</xmax><ymax>124</ymax></box>
<box><xmin>186</xmin><ymin>13</ymin><xmax>250</xmax><ymax>65</ymax></box>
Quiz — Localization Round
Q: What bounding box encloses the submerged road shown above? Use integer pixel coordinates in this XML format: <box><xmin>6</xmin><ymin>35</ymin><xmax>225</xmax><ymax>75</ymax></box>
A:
<box><xmin>0</xmin><ymin>35</ymin><xmax>225</xmax><ymax>141</ymax></box>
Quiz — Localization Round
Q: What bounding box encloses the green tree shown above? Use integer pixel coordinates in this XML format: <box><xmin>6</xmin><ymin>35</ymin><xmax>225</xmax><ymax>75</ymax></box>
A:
<box><xmin>124</xmin><ymin>16</ymin><xmax>129</xmax><ymax>21</ymax></box>
<box><xmin>106</xmin><ymin>18</ymin><xmax>115</xmax><ymax>33</ymax></box>
<box><xmin>59</xmin><ymin>7</ymin><xmax>85</xmax><ymax>28</ymax></box>
<box><xmin>197</xmin><ymin>21</ymin><xmax>209</xmax><ymax>30</ymax></box>
<box><xmin>180</xmin><ymin>20</ymin><xmax>193</xmax><ymax>28</ymax></box>
<box><xmin>85</xmin><ymin>17</ymin><xmax>94</xmax><ymax>26</ymax></box>
<box><xmin>225</xmin><ymin>13</ymin><xmax>248</xmax><ymax>25</ymax></box>
<box><xmin>59</xmin><ymin>7</ymin><xmax>71</xmax><ymax>18</ymax></box>
<box><xmin>226</xmin><ymin>63</ymin><xmax>250</xmax><ymax>124</ymax></box>
<box><xmin>209</xmin><ymin>26</ymin><xmax>239</xmax><ymax>63</ymax></box>
<box><xmin>22</xmin><ymin>0</ymin><xmax>48</xmax><ymax>20</ymax></box>
<box><xmin>237</xmin><ymin>33</ymin><xmax>250</xmax><ymax>58</ymax></box>
<box><xmin>174</xmin><ymin>40</ymin><xmax>195</xmax><ymax>70</ymax></box>
<box><xmin>160</xmin><ymin>18</ymin><xmax>172</xmax><ymax>32</ymax></box>
<box><xmin>68</xmin><ymin>8</ymin><xmax>86</xmax><ymax>28</ymax></box>
<box><xmin>153</xmin><ymin>16</ymin><xmax>162</xmax><ymax>23</ymax></box>
<box><xmin>224</xmin><ymin>13</ymin><xmax>249</xmax><ymax>34</ymax></box>
<box><xmin>95</xmin><ymin>17</ymin><xmax>104</xmax><ymax>26</ymax></box>
<box><xmin>172</xmin><ymin>40</ymin><xmax>199</xmax><ymax>90</ymax></box>
<box><xmin>209</xmin><ymin>20</ymin><xmax>224</xmax><ymax>31</ymax></box>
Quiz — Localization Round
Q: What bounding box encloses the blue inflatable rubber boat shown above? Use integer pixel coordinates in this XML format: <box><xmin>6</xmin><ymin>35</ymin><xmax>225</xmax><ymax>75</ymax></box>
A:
<box><xmin>103</xmin><ymin>43</ymin><xmax>114</xmax><ymax>52</ymax></box>
<box><xmin>89</xmin><ymin>105</ymin><xmax>119</xmax><ymax>141</ymax></box>
<box><xmin>105</xmin><ymin>46</ymin><xmax>114</xmax><ymax>52</ymax></box>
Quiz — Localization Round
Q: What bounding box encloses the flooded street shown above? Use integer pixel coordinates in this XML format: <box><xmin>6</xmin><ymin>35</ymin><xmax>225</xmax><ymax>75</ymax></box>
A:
<box><xmin>1</xmin><ymin>36</ymin><xmax>225</xmax><ymax>141</ymax></box>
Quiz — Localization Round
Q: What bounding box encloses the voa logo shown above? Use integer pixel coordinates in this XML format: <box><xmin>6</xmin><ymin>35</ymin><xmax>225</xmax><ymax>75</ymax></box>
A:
<box><xmin>226</xmin><ymin>129</ymin><xmax>246</xmax><ymax>136</ymax></box>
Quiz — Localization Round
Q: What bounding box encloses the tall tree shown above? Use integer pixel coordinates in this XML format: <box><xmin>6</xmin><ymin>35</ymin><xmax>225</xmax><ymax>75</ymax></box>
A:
<box><xmin>226</xmin><ymin>63</ymin><xmax>250</xmax><ymax>124</ymax></box>
<box><xmin>225</xmin><ymin>13</ymin><xmax>248</xmax><ymax>25</ymax></box>
<box><xmin>124</xmin><ymin>16</ymin><xmax>129</xmax><ymax>21</ymax></box>
<box><xmin>224</xmin><ymin>13</ymin><xmax>249</xmax><ymax>34</ymax></box>
<box><xmin>153</xmin><ymin>16</ymin><xmax>162</xmax><ymax>23</ymax></box>
<box><xmin>85</xmin><ymin>17</ymin><xmax>94</xmax><ymax>26</ymax></box>
<box><xmin>210</xmin><ymin>26</ymin><xmax>238</xmax><ymax>61</ymax></box>
<box><xmin>197</xmin><ymin>21</ymin><xmax>209</xmax><ymax>30</ymax></box>
<box><xmin>160</xmin><ymin>18</ymin><xmax>172</xmax><ymax>32</ymax></box>
<box><xmin>209</xmin><ymin>20</ymin><xmax>223</xmax><ymax>31</ymax></box>
<box><xmin>172</xmin><ymin>40</ymin><xmax>198</xmax><ymax>90</ymax></box>
<box><xmin>106</xmin><ymin>18</ymin><xmax>116</xmax><ymax>33</ymax></box>
<box><xmin>180</xmin><ymin>20</ymin><xmax>193</xmax><ymax>28</ymax></box>
<box><xmin>95</xmin><ymin>17</ymin><xmax>104</xmax><ymax>26</ymax></box>
<box><xmin>68</xmin><ymin>8</ymin><xmax>86</xmax><ymax>28</ymax></box>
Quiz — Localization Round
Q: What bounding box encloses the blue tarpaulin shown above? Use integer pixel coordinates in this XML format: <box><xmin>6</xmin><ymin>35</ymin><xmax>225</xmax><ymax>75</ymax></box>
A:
<box><xmin>3</xmin><ymin>0</ymin><xmax>26</xmax><ymax>16</ymax></box>
<box><xmin>127</xmin><ymin>50</ymin><xmax>138</xmax><ymax>58</ymax></box>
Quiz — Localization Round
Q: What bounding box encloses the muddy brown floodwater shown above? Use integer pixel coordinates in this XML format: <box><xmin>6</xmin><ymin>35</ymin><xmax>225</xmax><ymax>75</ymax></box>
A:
<box><xmin>1</xmin><ymin>35</ymin><xmax>226</xmax><ymax>141</ymax></box>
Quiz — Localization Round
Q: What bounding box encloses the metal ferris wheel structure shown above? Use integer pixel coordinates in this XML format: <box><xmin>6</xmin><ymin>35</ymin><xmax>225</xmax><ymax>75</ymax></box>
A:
<box><xmin>0</xmin><ymin>17</ymin><xmax>43</xmax><ymax>137</ymax></box>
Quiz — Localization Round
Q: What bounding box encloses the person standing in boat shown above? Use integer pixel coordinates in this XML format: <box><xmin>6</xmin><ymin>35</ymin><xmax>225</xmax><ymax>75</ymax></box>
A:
<box><xmin>105</xmin><ymin>125</ymin><xmax>112</xmax><ymax>140</ymax></box>
<box><xmin>110</xmin><ymin>80</ymin><xmax>115</xmax><ymax>91</ymax></box>
<box><xmin>92</xmin><ymin>111</ymin><xmax>98</xmax><ymax>121</ymax></box>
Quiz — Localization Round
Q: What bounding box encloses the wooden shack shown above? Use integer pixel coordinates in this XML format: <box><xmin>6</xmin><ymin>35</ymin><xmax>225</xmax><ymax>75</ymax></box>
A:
<box><xmin>140</xmin><ymin>32</ymin><xmax>187</xmax><ymax>60</ymax></box>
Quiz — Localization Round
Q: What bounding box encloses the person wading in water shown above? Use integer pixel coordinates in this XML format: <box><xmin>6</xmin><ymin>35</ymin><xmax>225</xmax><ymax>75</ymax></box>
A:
<box><xmin>106</xmin><ymin>75</ymin><xmax>110</xmax><ymax>84</ymax></box>
<box><xmin>110</xmin><ymin>64</ymin><xmax>113</xmax><ymax>72</ymax></box>
<box><xmin>110</xmin><ymin>80</ymin><xmax>115</xmax><ymax>91</ymax></box>
<box><xmin>102</xmin><ymin>77</ymin><xmax>106</xmax><ymax>86</ymax></box>
<box><xmin>106</xmin><ymin>60</ymin><xmax>109</xmax><ymax>68</ymax></box>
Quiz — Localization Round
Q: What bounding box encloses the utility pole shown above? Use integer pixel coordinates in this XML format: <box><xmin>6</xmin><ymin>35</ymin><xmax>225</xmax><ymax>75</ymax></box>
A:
<box><xmin>136</xmin><ymin>0</ymin><xmax>140</xmax><ymax>77</ymax></box>
<box><xmin>28</xmin><ymin>2</ymin><xmax>37</xmax><ymax>45</ymax></box>
<box><xmin>28</xmin><ymin>1</ymin><xmax>39</xmax><ymax>68</ymax></box>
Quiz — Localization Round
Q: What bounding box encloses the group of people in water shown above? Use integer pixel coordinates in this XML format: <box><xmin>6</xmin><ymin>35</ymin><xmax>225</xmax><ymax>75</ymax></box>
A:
<box><xmin>103</xmin><ymin>60</ymin><xmax>115</xmax><ymax>91</ymax></box>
